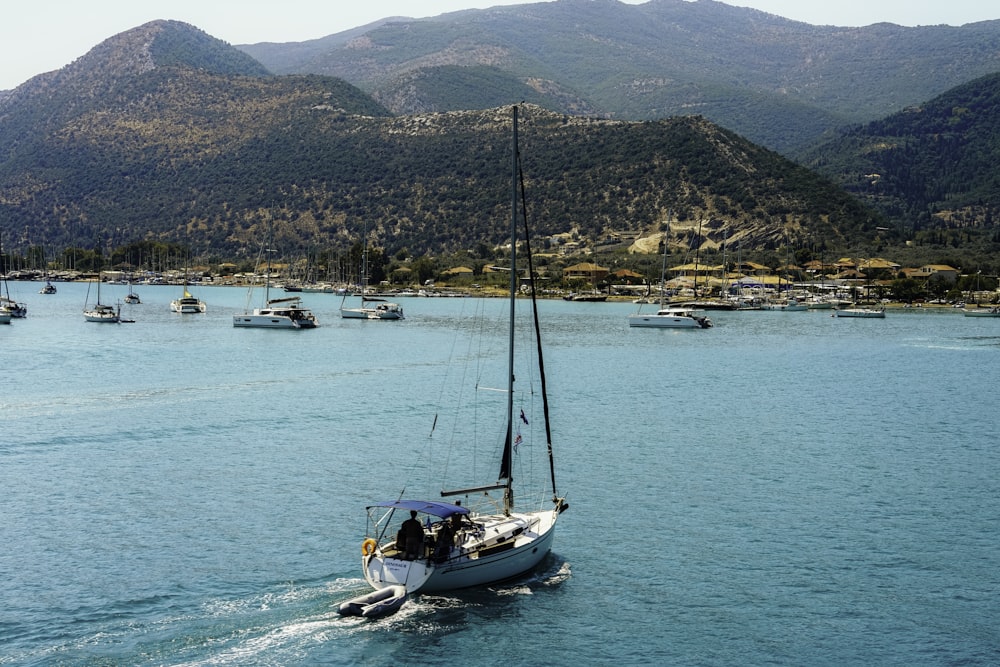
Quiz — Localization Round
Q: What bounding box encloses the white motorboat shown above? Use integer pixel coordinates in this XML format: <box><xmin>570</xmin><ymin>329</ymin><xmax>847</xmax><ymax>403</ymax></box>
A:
<box><xmin>356</xmin><ymin>106</ymin><xmax>567</xmax><ymax>599</ymax></box>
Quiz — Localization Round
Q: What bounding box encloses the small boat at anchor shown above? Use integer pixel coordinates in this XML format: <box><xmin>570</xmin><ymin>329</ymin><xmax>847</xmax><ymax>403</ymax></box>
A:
<box><xmin>962</xmin><ymin>306</ymin><xmax>1000</xmax><ymax>317</ymax></box>
<box><xmin>83</xmin><ymin>272</ymin><xmax>121</xmax><ymax>323</ymax></box>
<box><xmin>835</xmin><ymin>306</ymin><xmax>886</xmax><ymax>318</ymax></box>
<box><xmin>234</xmin><ymin>226</ymin><xmax>317</xmax><ymax>329</ymax></box>
<box><xmin>629</xmin><ymin>222</ymin><xmax>712</xmax><ymax>329</ymax></box>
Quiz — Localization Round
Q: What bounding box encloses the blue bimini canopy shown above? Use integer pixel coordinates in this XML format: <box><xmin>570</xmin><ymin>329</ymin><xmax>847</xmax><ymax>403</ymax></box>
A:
<box><xmin>367</xmin><ymin>500</ymin><xmax>469</xmax><ymax>518</ymax></box>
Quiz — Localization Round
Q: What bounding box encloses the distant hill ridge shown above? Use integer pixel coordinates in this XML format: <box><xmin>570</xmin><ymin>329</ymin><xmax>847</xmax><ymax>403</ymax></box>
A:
<box><xmin>236</xmin><ymin>0</ymin><xmax>1000</xmax><ymax>155</ymax></box>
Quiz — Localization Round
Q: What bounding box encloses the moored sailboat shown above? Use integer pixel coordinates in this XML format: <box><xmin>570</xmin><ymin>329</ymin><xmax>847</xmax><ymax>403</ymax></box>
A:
<box><xmin>124</xmin><ymin>285</ymin><xmax>141</xmax><ymax>304</ymax></box>
<box><xmin>83</xmin><ymin>273</ymin><xmax>121</xmax><ymax>323</ymax></box>
<box><xmin>628</xmin><ymin>224</ymin><xmax>712</xmax><ymax>329</ymax></box>
<box><xmin>834</xmin><ymin>305</ymin><xmax>886</xmax><ymax>318</ymax></box>
<box><xmin>234</xmin><ymin>233</ymin><xmax>317</xmax><ymax>329</ymax></box>
<box><xmin>962</xmin><ymin>305</ymin><xmax>1000</xmax><ymax>317</ymax></box>
<box><xmin>340</xmin><ymin>235</ymin><xmax>404</xmax><ymax>320</ymax></box>
<box><xmin>348</xmin><ymin>107</ymin><xmax>567</xmax><ymax>610</ymax></box>
<box><xmin>0</xmin><ymin>235</ymin><xmax>27</xmax><ymax>318</ymax></box>
<box><xmin>170</xmin><ymin>284</ymin><xmax>206</xmax><ymax>313</ymax></box>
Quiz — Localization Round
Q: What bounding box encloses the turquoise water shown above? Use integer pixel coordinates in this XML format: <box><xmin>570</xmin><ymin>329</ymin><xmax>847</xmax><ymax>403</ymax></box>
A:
<box><xmin>2</xmin><ymin>282</ymin><xmax>999</xmax><ymax>665</ymax></box>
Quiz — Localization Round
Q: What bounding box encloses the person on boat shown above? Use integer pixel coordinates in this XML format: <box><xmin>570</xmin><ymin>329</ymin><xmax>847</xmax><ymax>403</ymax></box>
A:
<box><xmin>400</xmin><ymin>510</ymin><xmax>424</xmax><ymax>560</ymax></box>
<box><xmin>450</xmin><ymin>500</ymin><xmax>478</xmax><ymax>533</ymax></box>
<box><xmin>433</xmin><ymin>520</ymin><xmax>455</xmax><ymax>563</ymax></box>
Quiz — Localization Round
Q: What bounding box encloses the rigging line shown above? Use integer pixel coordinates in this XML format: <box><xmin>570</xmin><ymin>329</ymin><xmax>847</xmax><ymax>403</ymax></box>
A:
<box><xmin>515</xmin><ymin>108</ymin><xmax>559</xmax><ymax>502</ymax></box>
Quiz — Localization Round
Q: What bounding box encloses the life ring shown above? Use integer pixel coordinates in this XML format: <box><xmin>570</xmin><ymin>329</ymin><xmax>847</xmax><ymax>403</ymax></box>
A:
<box><xmin>362</xmin><ymin>538</ymin><xmax>377</xmax><ymax>556</ymax></box>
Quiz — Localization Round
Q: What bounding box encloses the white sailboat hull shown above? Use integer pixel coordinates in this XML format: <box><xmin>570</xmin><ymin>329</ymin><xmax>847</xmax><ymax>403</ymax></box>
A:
<box><xmin>760</xmin><ymin>303</ymin><xmax>809</xmax><ymax>311</ymax></box>
<box><xmin>233</xmin><ymin>309</ymin><xmax>317</xmax><ymax>328</ymax></box>
<box><xmin>835</xmin><ymin>307</ymin><xmax>886</xmax><ymax>318</ymax></box>
<box><xmin>628</xmin><ymin>313</ymin><xmax>709</xmax><ymax>328</ymax></box>
<box><xmin>340</xmin><ymin>307</ymin><xmax>371</xmax><ymax>319</ymax></box>
<box><xmin>628</xmin><ymin>306</ymin><xmax>712</xmax><ymax>328</ymax></box>
<box><xmin>1</xmin><ymin>297</ymin><xmax>26</xmax><ymax>318</ymax></box>
<box><xmin>364</xmin><ymin>508</ymin><xmax>559</xmax><ymax>594</ymax></box>
<box><xmin>340</xmin><ymin>303</ymin><xmax>404</xmax><ymax>320</ymax></box>
<box><xmin>963</xmin><ymin>308</ymin><xmax>1000</xmax><ymax>317</ymax></box>
<box><xmin>83</xmin><ymin>305</ymin><xmax>120</xmax><ymax>323</ymax></box>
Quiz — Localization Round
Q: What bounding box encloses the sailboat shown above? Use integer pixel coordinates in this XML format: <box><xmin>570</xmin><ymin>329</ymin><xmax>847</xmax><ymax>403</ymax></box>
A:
<box><xmin>347</xmin><ymin>107</ymin><xmax>567</xmax><ymax>610</ymax></box>
<box><xmin>0</xmin><ymin>235</ymin><xmax>27</xmax><ymax>318</ymax></box>
<box><xmin>628</xmin><ymin>225</ymin><xmax>712</xmax><ymax>329</ymax></box>
<box><xmin>38</xmin><ymin>246</ymin><xmax>57</xmax><ymax>293</ymax></box>
<box><xmin>233</xmin><ymin>234</ymin><xmax>317</xmax><ymax>329</ymax></box>
<box><xmin>1</xmin><ymin>284</ymin><xmax>27</xmax><ymax>319</ymax></box>
<box><xmin>339</xmin><ymin>238</ymin><xmax>404</xmax><ymax>320</ymax></box>
<box><xmin>83</xmin><ymin>272</ymin><xmax>121</xmax><ymax>323</ymax></box>
<box><xmin>834</xmin><ymin>305</ymin><xmax>886</xmax><ymax>318</ymax></box>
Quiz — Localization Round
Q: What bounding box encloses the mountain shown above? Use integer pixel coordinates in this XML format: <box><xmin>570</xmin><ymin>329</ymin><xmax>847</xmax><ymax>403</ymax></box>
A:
<box><xmin>0</xmin><ymin>21</ymin><xmax>393</xmax><ymax>256</ymax></box>
<box><xmin>237</xmin><ymin>0</ymin><xmax>1000</xmax><ymax>155</ymax></box>
<box><xmin>0</xmin><ymin>20</ymin><xmax>877</xmax><ymax>261</ymax></box>
<box><xmin>802</xmin><ymin>72</ymin><xmax>1000</xmax><ymax>247</ymax></box>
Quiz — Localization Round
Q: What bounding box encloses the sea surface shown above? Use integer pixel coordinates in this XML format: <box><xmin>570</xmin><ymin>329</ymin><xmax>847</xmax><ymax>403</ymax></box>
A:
<box><xmin>2</xmin><ymin>281</ymin><xmax>999</xmax><ymax>666</ymax></box>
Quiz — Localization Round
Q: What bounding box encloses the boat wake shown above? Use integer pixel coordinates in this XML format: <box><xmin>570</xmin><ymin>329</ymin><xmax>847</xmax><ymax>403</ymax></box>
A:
<box><xmin>905</xmin><ymin>335</ymin><xmax>1000</xmax><ymax>351</ymax></box>
<box><xmin>504</xmin><ymin>557</ymin><xmax>573</xmax><ymax>592</ymax></box>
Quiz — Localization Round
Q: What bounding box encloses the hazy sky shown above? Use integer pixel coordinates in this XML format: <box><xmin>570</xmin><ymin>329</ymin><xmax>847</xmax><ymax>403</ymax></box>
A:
<box><xmin>2</xmin><ymin>0</ymin><xmax>997</xmax><ymax>90</ymax></box>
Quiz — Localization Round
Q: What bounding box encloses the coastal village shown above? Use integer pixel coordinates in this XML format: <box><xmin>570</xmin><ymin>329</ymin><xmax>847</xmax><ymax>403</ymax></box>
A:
<box><xmin>3</xmin><ymin>254</ymin><xmax>992</xmax><ymax>307</ymax></box>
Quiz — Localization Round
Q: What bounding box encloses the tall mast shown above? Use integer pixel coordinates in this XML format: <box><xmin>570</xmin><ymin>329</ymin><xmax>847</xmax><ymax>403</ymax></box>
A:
<box><xmin>501</xmin><ymin>105</ymin><xmax>519</xmax><ymax>515</ymax></box>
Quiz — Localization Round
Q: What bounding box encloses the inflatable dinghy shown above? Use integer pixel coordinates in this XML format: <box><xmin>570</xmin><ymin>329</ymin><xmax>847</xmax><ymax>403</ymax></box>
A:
<box><xmin>337</xmin><ymin>585</ymin><xmax>407</xmax><ymax>618</ymax></box>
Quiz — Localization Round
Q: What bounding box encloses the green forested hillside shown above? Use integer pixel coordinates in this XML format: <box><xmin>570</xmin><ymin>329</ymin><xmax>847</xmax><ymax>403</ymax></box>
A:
<box><xmin>803</xmin><ymin>72</ymin><xmax>1000</xmax><ymax>255</ymax></box>
<box><xmin>0</xmin><ymin>75</ymin><xmax>876</xmax><ymax>261</ymax></box>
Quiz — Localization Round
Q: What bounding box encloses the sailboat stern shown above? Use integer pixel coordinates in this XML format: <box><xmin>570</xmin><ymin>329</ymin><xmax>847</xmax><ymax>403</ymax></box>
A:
<box><xmin>364</xmin><ymin>552</ymin><xmax>434</xmax><ymax>594</ymax></box>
